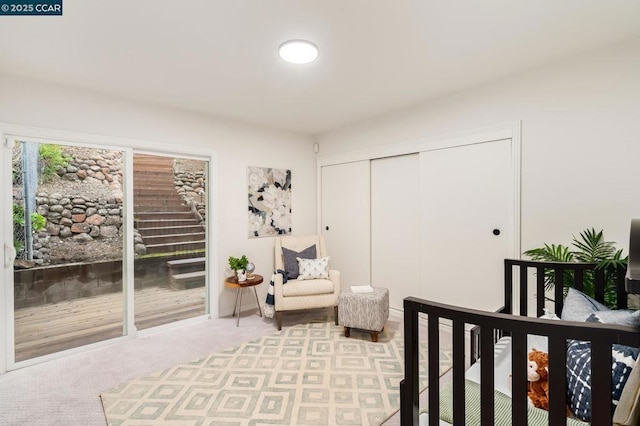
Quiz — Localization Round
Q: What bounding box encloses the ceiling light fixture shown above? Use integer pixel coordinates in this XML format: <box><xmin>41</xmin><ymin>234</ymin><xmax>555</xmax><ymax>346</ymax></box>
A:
<box><xmin>278</xmin><ymin>40</ymin><xmax>318</xmax><ymax>64</ymax></box>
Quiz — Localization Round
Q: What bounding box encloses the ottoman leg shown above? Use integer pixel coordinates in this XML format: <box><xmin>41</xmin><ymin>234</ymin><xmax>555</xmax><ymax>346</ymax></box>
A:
<box><xmin>372</xmin><ymin>331</ymin><xmax>378</xmax><ymax>342</ymax></box>
<box><xmin>344</xmin><ymin>327</ymin><xmax>350</xmax><ymax>338</ymax></box>
<box><xmin>334</xmin><ymin>306</ymin><xmax>339</xmax><ymax>325</ymax></box>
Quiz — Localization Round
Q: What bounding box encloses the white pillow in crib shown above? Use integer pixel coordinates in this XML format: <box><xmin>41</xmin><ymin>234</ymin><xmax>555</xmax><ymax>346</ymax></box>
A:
<box><xmin>561</xmin><ymin>287</ymin><xmax>609</xmax><ymax>322</ymax></box>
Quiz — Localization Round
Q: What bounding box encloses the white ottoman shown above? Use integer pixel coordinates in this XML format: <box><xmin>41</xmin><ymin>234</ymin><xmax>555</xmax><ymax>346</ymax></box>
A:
<box><xmin>338</xmin><ymin>286</ymin><xmax>389</xmax><ymax>342</ymax></box>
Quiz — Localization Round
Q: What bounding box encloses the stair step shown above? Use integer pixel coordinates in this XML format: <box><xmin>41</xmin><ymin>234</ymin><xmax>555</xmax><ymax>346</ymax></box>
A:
<box><xmin>133</xmin><ymin>186</ymin><xmax>178</xmax><ymax>192</ymax></box>
<box><xmin>136</xmin><ymin>212</ymin><xmax>196</xmax><ymax>220</ymax></box>
<box><xmin>142</xmin><ymin>232</ymin><xmax>205</xmax><ymax>245</ymax></box>
<box><xmin>167</xmin><ymin>257</ymin><xmax>206</xmax><ymax>267</ymax></box>
<box><xmin>136</xmin><ymin>219</ymin><xmax>201</xmax><ymax>228</ymax></box>
<box><xmin>134</xmin><ymin>193</ymin><xmax>182</xmax><ymax>198</ymax></box>
<box><xmin>134</xmin><ymin>205</ymin><xmax>192</xmax><ymax>213</ymax></box>
<box><xmin>145</xmin><ymin>240</ymin><xmax>206</xmax><ymax>254</ymax></box>
<box><xmin>134</xmin><ymin>200</ymin><xmax>185</xmax><ymax>208</ymax></box>
<box><xmin>170</xmin><ymin>270</ymin><xmax>206</xmax><ymax>290</ymax></box>
<box><xmin>139</xmin><ymin>225</ymin><xmax>204</xmax><ymax>236</ymax></box>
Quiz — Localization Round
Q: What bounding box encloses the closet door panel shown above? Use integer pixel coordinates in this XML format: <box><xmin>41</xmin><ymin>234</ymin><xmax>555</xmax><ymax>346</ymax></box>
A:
<box><xmin>371</xmin><ymin>154</ymin><xmax>420</xmax><ymax>310</ymax></box>
<box><xmin>321</xmin><ymin>161</ymin><xmax>370</xmax><ymax>286</ymax></box>
<box><xmin>419</xmin><ymin>139</ymin><xmax>512</xmax><ymax>312</ymax></box>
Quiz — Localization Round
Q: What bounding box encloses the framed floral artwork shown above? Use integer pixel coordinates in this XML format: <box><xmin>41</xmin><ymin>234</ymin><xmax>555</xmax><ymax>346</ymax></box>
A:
<box><xmin>248</xmin><ymin>166</ymin><xmax>292</xmax><ymax>238</ymax></box>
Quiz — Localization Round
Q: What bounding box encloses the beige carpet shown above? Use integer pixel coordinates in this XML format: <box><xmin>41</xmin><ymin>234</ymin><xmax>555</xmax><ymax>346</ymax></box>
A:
<box><xmin>101</xmin><ymin>319</ymin><xmax>451</xmax><ymax>425</ymax></box>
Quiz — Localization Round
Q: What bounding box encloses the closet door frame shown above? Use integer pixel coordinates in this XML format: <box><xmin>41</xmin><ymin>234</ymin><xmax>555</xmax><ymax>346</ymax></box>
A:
<box><xmin>316</xmin><ymin>121</ymin><xmax>522</xmax><ymax>304</ymax></box>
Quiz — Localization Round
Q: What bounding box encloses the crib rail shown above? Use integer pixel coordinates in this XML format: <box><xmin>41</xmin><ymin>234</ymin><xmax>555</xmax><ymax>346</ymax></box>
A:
<box><xmin>400</xmin><ymin>297</ymin><xmax>640</xmax><ymax>426</ymax></box>
<box><xmin>469</xmin><ymin>259</ymin><xmax>628</xmax><ymax>364</ymax></box>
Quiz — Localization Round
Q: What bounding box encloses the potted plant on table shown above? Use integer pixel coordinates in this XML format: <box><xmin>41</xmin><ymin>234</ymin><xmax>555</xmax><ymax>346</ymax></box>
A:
<box><xmin>228</xmin><ymin>255</ymin><xmax>249</xmax><ymax>282</ymax></box>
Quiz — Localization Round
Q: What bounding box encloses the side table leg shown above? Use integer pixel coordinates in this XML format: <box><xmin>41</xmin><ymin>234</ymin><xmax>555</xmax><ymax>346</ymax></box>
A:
<box><xmin>232</xmin><ymin>287</ymin><xmax>240</xmax><ymax>317</ymax></box>
<box><xmin>236</xmin><ymin>288</ymin><xmax>243</xmax><ymax>327</ymax></box>
<box><xmin>253</xmin><ymin>286</ymin><xmax>263</xmax><ymax>317</ymax></box>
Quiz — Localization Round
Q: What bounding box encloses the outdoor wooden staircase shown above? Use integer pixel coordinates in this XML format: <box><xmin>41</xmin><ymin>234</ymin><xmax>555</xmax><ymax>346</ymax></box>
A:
<box><xmin>133</xmin><ymin>154</ymin><xmax>206</xmax><ymax>289</ymax></box>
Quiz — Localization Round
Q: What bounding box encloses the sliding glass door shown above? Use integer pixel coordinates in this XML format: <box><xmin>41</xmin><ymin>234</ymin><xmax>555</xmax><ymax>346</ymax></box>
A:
<box><xmin>11</xmin><ymin>140</ymin><xmax>125</xmax><ymax>362</ymax></box>
<box><xmin>4</xmin><ymin>133</ymin><xmax>212</xmax><ymax>368</ymax></box>
<box><xmin>133</xmin><ymin>153</ymin><xmax>208</xmax><ymax>330</ymax></box>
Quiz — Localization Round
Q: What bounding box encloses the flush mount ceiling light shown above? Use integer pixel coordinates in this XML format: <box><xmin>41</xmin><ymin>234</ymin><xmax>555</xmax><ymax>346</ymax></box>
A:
<box><xmin>278</xmin><ymin>39</ymin><xmax>318</xmax><ymax>64</ymax></box>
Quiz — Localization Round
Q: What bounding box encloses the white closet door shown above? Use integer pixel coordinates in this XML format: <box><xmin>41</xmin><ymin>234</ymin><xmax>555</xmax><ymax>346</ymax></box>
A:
<box><xmin>321</xmin><ymin>161</ymin><xmax>371</xmax><ymax>286</ymax></box>
<box><xmin>420</xmin><ymin>139</ymin><xmax>513</xmax><ymax>312</ymax></box>
<box><xmin>371</xmin><ymin>154</ymin><xmax>420</xmax><ymax>310</ymax></box>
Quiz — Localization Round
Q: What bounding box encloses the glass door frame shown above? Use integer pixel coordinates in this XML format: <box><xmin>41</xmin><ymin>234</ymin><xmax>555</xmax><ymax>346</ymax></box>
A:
<box><xmin>1</xmin><ymin>124</ymin><xmax>218</xmax><ymax>373</ymax></box>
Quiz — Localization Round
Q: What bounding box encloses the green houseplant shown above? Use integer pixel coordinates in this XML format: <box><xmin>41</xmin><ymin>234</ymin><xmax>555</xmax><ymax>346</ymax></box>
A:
<box><xmin>523</xmin><ymin>228</ymin><xmax>627</xmax><ymax>308</ymax></box>
<box><xmin>228</xmin><ymin>255</ymin><xmax>249</xmax><ymax>272</ymax></box>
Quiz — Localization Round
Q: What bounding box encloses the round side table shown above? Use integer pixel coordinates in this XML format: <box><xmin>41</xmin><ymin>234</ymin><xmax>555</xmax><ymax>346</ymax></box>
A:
<box><xmin>224</xmin><ymin>274</ymin><xmax>264</xmax><ymax>327</ymax></box>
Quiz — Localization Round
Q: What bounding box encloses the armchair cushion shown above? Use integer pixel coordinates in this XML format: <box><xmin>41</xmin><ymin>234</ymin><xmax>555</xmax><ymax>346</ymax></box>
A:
<box><xmin>297</xmin><ymin>256</ymin><xmax>330</xmax><ymax>280</ymax></box>
<box><xmin>282</xmin><ymin>244</ymin><xmax>316</xmax><ymax>279</ymax></box>
<box><xmin>281</xmin><ymin>278</ymin><xmax>335</xmax><ymax>297</ymax></box>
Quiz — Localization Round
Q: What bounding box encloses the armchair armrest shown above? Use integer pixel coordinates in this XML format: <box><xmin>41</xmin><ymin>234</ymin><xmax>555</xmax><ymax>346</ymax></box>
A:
<box><xmin>329</xmin><ymin>269</ymin><xmax>341</xmax><ymax>296</ymax></box>
<box><xmin>274</xmin><ymin>272</ymin><xmax>285</xmax><ymax>304</ymax></box>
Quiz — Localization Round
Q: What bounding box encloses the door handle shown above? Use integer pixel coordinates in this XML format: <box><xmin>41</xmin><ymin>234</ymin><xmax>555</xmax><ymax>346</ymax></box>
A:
<box><xmin>4</xmin><ymin>243</ymin><xmax>16</xmax><ymax>268</ymax></box>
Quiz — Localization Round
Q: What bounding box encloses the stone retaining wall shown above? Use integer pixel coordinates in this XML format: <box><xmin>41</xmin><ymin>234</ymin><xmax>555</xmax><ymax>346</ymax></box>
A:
<box><xmin>174</xmin><ymin>169</ymin><xmax>206</xmax><ymax>223</ymax></box>
<box><xmin>16</xmin><ymin>151</ymin><xmax>208</xmax><ymax>264</ymax></box>
<box><xmin>33</xmin><ymin>194</ymin><xmax>123</xmax><ymax>263</ymax></box>
<box><xmin>57</xmin><ymin>149</ymin><xmax>123</xmax><ymax>189</ymax></box>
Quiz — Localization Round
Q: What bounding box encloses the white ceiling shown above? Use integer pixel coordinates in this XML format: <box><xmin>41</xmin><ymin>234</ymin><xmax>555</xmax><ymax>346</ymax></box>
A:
<box><xmin>1</xmin><ymin>1</ymin><xmax>639</xmax><ymax>135</ymax></box>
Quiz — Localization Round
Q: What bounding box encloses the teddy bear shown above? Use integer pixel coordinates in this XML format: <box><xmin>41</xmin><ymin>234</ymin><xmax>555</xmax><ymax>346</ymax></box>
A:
<box><xmin>527</xmin><ymin>348</ymin><xmax>550</xmax><ymax>410</ymax></box>
<box><xmin>527</xmin><ymin>348</ymin><xmax>572</xmax><ymax>416</ymax></box>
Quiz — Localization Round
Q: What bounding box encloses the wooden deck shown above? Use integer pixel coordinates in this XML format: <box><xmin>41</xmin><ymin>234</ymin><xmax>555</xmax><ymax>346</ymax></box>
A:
<box><xmin>14</xmin><ymin>286</ymin><xmax>205</xmax><ymax>362</ymax></box>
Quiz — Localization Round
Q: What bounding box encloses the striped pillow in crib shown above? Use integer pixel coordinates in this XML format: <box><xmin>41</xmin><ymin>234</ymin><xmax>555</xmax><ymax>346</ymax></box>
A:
<box><xmin>566</xmin><ymin>313</ymin><xmax>640</xmax><ymax>421</ymax></box>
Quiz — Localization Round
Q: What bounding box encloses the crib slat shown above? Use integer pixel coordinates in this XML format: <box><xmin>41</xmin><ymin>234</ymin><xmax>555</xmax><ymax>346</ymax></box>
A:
<box><xmin>480</xmin><ymin>326</ymin><xmax>495</xmax><ymax>425</ymax></box>
<box><xmin>401</xmin><ymin>300</ymin><xmax>419</xmax><ymax>426</ymax></box>
<box><xmin>519</xmin><ymin>265</ymin><xmax>528</xmax><ymax>316</ymax></box>
<box><xmin>594</xmin><ymin>268</ymin><xmax>605</xmax><ymax>303</ymax></box>
<box><xmin>591</xmin><ymin>339</ymin><xmax>612</xmax><ymax>426</ymax></box>
<box><xmin>536</xmin><ymin>266</ymin><xmax>545</xmax><ymax>317</ymax></box>
<box><xmin>548</xmin><ymin>336</ymin><xmax>568</xmax><ymax>426</ymax></box>
<box><xmin>511</xmin><ymin>332</ymin><xmax>528</xmax><ymax>424</ymax></box>
<box><xmin>574</xmin><ymin>268</ymin><xmax>584</xmax><ymax>292</ymax></box>
<box><xmin>617</xmin><ymin>266</ymin><xmax>627</xmax><ymax>309</ymax></box>
<box><xmin>504</xmin><ymin>260</ymin><xmax>513</xmax><ymax>315</ymax></box>
<box><xmin>554</xmin><ymin>269</ymin><xmax>564</xmax><ymax>316</ymax></box>
<box><xmin>428</xmin><ymin>315</ymin><xmax>440</xmax><ymax>426</ymax></box>
<box><xmin>452</xmin><ymin>321</ymin><xmax>465</xmax><ymax>426</ymax></box>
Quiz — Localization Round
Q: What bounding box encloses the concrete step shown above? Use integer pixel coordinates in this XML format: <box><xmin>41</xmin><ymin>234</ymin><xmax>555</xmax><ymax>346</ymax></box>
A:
<box><xmin>144</xmin><ymin>240</ymin><xmax>206</xmax><ymax>254</ymax></box>
<box><xmin>135</xmin><ymin>212</ymin><xmax>195</xmax><ymax>220</ymax></box>
<box><xmin>134</xmin><ymin>193</ymin><xmax>181</xmax><ymax>200</ymax></box>
<box><xmin>167</xmin><ymin>257</ymin><xmax>206</xmax><ymax>268</ymax></box>
<box><xmin>133</xmin><ymin>176</ymin><xmax>174</xmax><ymax>183</ymax></box>
<box><xmin>133</xmin><ymin>184</ymin><xmax>178</xmax><ymax>190</ymax></box>
<box><xmin>136</xmin><ymin>218</ymin><xmax>201</xmax><ymax>228</ymax></box>
<box><xmin>167</xmin><ymin>257</ymin><xmax>206</xmax><ymax>277</ymax></box>
<box><xmin>133</xmin><ymin>199</ymin><xmax>185</xmax><ymax>208</ymax></box>
<box><xmin>138</xmin><ymin>225</ymin><xmax>203</xmax><ymax>236</ymax></box>
<box><xmin>133</xmin><ymin>155</ymin><xmax>173</xmax><ymax>164</ymax></box>
<box><xmin>142</xmin><ymin>232</ymin><xmax>206</xmax><ymax>245</ymax></box>
<box><xmin>170</xmin><ymin>270</ymin><xmax>206</xmax><ymax>290</ymax></box>
<box><xmin>134</xmin><ymin>204</ymin><xmax>192</xmax><ymax>213</ymax></box>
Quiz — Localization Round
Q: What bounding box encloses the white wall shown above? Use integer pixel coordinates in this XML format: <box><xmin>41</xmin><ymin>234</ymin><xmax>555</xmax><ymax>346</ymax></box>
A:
<box><xmin>0</xmin><ymin>73</ymin><xmax>317</xmax><ymax>317</ymax></box>
<box><xmin>317</xmin><ymin>38</ymin><xmax>640</xmax><ymax>254</ymax></box>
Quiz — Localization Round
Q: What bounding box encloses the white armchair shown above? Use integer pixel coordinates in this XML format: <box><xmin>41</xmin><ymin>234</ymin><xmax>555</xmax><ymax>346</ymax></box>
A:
<box><xmin>273</xmin><ymin>234</ymin><xmax>341</xmax><ymax>330</ymax></box>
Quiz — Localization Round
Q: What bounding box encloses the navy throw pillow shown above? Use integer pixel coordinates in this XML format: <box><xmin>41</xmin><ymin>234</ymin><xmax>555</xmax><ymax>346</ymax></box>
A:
<box><xmin>282</xmin><ymin>244</ymin><xmax>316</xmax><ymax>279</ymax></box>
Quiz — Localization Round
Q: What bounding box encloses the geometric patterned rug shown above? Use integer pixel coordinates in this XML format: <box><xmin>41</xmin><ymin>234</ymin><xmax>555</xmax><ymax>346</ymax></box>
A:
<box><xmin>101</xmin><ymin>319</ymin><xmax>451</xmax><ymax>425</ymax></box>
